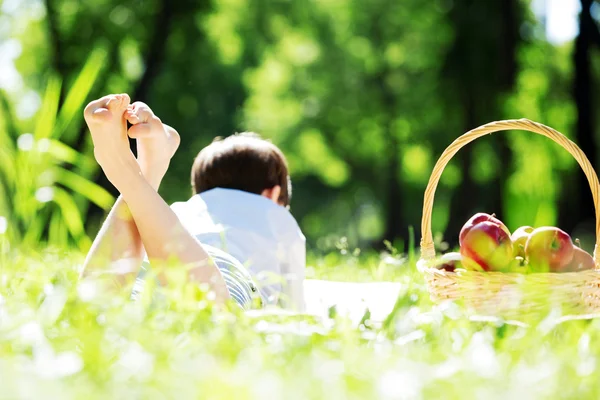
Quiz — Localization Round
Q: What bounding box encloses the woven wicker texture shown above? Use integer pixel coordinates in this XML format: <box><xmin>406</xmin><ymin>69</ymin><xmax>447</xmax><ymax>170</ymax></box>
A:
<box><xmin>418</xmin><ymin>118</ymin><xmax>600</xmax><ymax>318</ymax></box>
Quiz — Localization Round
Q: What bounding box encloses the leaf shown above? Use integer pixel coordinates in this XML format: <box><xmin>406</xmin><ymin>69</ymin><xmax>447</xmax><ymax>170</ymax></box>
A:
<box><xmin>55</xmin><ymin>46</ymin><xmax>108</xmax><ymax>142</ymax></box>
<box><xmin>53</xmin><ymin>168</ymin><xmax>114</xmax><ymax>210</ymax></box>
<box><xmin>48</xmin><ymin>209</ymin><xmax>68</xmax><ymax>249</ymax></box>
<box><xmin>46</xmin><ymin>139</ymin><xmax>95</xmax><ymax>170</ymax></box>
<box><xmin>21</xmin><ymin>208</ymin><xmax>47</xmax><ymax>247</ymax></box>
<box><xmin>52</xmin><ymin>187</ymin><xmax>91</xmax><ymax>250</ymax></box>
<box><xmin>34</xmin><ymin>75</ymin><xmax>61</xmax><ymax>140</ymax></box>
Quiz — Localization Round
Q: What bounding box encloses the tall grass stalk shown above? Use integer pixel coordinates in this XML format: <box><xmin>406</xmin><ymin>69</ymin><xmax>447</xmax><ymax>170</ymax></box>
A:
<box><xmin>0</xmin><ymin>47</ymin><xmax>113</xmax><ymax>251</ymax></box>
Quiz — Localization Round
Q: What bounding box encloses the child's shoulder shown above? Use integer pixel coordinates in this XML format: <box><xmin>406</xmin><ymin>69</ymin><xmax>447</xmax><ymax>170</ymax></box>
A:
<box><xmin>170</xmin><ymin>193</ymin><xmax>207</xmax><ymax>214</ymax></box>
<box><xmin>202</xmin><ymin>188</ymin><xmax>303</xmax><ymax>233</ymax></box>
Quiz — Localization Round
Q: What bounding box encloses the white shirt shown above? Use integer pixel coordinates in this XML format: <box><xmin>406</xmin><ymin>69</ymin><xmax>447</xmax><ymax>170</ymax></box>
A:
<box><xmin>170</xmin><ymin>188</ymin><xmax>306</xmax><ymax>311</ymax></box>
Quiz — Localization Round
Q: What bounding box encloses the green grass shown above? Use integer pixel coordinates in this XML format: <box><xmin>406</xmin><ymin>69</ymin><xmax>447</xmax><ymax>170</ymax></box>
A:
<box><xmin>1</xmin><ymin>247</ymin><xmax>600</xmax><ymax>399</ymax></box>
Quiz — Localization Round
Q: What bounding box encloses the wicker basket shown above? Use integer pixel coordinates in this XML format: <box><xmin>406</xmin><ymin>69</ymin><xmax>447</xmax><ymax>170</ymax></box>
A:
<box><xmin>418</xmin><ymin>118</ymin><xmax>600</xmax><ymax>319</ymax></box>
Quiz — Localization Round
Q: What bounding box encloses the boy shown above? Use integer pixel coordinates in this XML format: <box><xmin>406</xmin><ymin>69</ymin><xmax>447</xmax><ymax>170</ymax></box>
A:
<box><xmin>81</xmin><ymin>93</ymin><xmax>305</xmax><ymax>311</ymax></box>
<box><xmin>171</xmin><ymin>133</ymin><xmax>305</xmax><ymax>310</ymax></box>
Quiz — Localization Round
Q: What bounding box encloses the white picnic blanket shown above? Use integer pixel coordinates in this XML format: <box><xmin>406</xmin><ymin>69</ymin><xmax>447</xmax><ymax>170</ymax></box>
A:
<box><xmin>303</xmin><ymin>279</ymin><xmax>403</xmax><ymax>324</ymax></box>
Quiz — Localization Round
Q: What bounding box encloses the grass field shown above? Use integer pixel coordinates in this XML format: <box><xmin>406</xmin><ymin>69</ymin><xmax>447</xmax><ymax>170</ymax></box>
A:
<box><xmin>1</xmin><ymin>247</ymin><xmax>600</xmax><ymax>399</ymax></box>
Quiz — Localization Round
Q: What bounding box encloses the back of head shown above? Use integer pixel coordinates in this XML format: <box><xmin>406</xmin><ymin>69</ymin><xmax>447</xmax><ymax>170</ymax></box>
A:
<box><xmin>191</xmin><ymin>132</ymin><xmax>291</xmax><ymax>206</ymax></box>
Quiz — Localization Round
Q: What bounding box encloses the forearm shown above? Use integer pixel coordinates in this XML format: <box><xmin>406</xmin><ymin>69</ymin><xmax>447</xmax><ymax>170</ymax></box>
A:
<box><xmin>81</xmin><ymin>170</ymin><xmax>165</xmax><ymax>284</ymax></box>
<box><xmin>117</xmin><ymin>171</ymin><xmax>230</xmax><ymax>303</ymax></box>
<box><xmin>81</xmin><ymin>195</ymin><xmax>144</xmax><ymax>284</ymax></box>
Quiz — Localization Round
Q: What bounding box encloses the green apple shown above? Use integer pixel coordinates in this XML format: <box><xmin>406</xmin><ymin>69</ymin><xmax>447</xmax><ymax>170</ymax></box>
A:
<box><xmin>525</xmin><ymin>227</ymin><xmax>574</xmax><ymax>272</ymax></box>
<box><xmin>511</xmin><ymin>226</ymin><xmax>534</xmax><ymax>257</ymax></box>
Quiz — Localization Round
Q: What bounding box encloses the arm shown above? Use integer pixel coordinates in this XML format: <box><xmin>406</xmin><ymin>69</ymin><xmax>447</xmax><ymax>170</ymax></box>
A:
<box><xmin>81</xmin><ymin>94</ymin><xmax>230</xmax><ymax>303</ymax></box>
<box><xmin>81</xmin><ymin>172</ymin><xmax>162</xmax><ymax>285</ymax></box>
<box><xmin>82</xmin><ymin>102</ymin><xmax>179</xmax><ymax>281</ymax></box>
<box><xmin>81</xmin><ymin>196</ymin><xmax>143</xmax><ymax>284</ymax></box>
<box><xmin>116</xmin><ymin>168</ymin><xmax>229</xmax><ymax>302</ymax></box>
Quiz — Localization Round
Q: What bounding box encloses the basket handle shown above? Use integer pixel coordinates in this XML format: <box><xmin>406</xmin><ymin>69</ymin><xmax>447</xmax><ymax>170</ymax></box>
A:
<box><xmin>420</xmin><ymin>118</ymin><xmax>600</xmax><ymax>266</ymax></box>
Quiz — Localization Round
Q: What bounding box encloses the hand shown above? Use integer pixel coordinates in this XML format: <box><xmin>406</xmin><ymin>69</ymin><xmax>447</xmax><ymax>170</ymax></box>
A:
<box><xmin>125</xmin><ymin>102</ymin><xmax>180</xmax><ymax>181</ymax></box>
<box><xmin>83</xmin><ymin>93</ymin><xmax>141</xmax><ymax>189</ymax></box>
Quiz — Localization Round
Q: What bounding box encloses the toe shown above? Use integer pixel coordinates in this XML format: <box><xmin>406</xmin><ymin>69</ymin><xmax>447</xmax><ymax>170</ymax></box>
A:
<box><xmin>121</xmin><ymin>93</ymin><xmax>131</xmax><ymax>106</ymax></box>
<box><xmin>84</xmin><ymin>94</ymin><xmax>114</xmax><ymax>121</ymax></box>
<box><xmin>131</xmin><ymin>102</ymin><xmax>156</xmax><ymax>122</ymax></box>
<box><xmin>125</xmin><ymin>111</ymin><xmax>141</xmax><ymax>125</ymax></box>
<box><xmin>127</xmin><ymin>122</ymin><xmax>152</xmax><ymax>139</ymax></box>
<box><xmin>106</xmin><ymin>93</ymin><xmax>130</xmax><ymax>113</ymax></box>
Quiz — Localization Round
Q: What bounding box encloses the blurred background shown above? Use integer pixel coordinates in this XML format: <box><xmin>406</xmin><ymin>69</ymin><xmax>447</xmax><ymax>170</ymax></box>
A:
<box><xmin>0</xmin><ymin>0</ymin><xmax>598</xmax><ymax>255</ymax></box>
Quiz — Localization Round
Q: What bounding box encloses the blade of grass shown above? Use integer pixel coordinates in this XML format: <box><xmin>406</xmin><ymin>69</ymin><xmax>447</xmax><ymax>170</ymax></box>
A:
<box><xmin>55</xmin><ymin>46</ymin><xmax>108</xmax><ymax>142</ymax></box>
<box><xmin>53</xmin><ymin>167</ymin><xmax>114</xmax><ymax>210</ymax></box>
<box><xmin>34</xmin><ymin>75</ymin><xmax>61</xmax><ymax>140</ymax></box>
<box><xmin>21</xmin><ymin>209</ymin><xmax>47</xmax><ymax>247</ymax></box>
<box><xmin>52</xmin><ymin>187</ymin><xmax>91</xmax><ymax>250</ymax></box>
<box><xmin>47</xmin><ymin>139</ymin><xmax>96</xmax><ymax>170</ymax></box>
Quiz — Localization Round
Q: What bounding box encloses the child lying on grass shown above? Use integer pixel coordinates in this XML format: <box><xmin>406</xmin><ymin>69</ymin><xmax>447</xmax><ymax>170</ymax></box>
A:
<box><xmin>80</xmin><ymin>93</ymin><xmax>306</xmax><ymax>311</ymax></box>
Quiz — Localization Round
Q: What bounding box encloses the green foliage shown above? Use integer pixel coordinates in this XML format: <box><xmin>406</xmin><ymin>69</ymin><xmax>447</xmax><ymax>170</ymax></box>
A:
<box><xmin>207</xmin><ymin>0</ymin><xmax>453</xmax><ymax>243</ymax></box>
<box><xmin>2</xmin><ymin>249</ymin><xmax>600</xmax><ymax>399</ymax></box>
<box><xmin>504</xmin><ymin>39</ymin><xmax>577</xmax><ymax>231</ymax></box>
<box><xmin>6</xmin><ymin>0</ymin><xmax>588</xmax><ymax>250</ymax></box>
<box><xmin>0</xmin><ymin>48</ymin><xmax>113</xmax><ymax>250</ymax></box>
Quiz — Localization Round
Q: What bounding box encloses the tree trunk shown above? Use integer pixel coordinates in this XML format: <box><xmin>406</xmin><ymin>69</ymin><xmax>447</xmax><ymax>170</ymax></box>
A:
<box><xmin>44</xmin><ymin>0</ymin><xmax>67</xmax><ymax>103</ymax></box>
<box><xmin>445</xmin><ymin>94</ymin><xmax>478</xmax><ymax>245</ymax></box>
<box><xmin>382</xmin><ymin>127</ymin><xmax>405</xmax><ymax>243</ymax></box>
<box><xmin>89</xmin><ymin>0</ymin><xmax>177</xmax><ymax>206</ymax></box>
<box><xmin>489</xmin><ymin>0</ymin><xmax>518</xmax><ymax>228</ymax></box>
<box><xmin>131</xmin><ymin>1</ymin><xmax>176</xmax><ymax>104</ymax></box>
<box><xmin>443</xmin><ymin>0</ymin><xmax>521</xmax><ymax>245</ymax></box>
<box><xmin>563</xmin><ymin>0</ymin><xmax>597</xmax><ymax>232</ymax></box>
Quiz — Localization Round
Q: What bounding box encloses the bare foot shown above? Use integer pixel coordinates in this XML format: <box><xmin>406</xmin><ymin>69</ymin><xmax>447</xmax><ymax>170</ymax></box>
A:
<box><xmin>125</xmin><ymin>102</ymin><xmax>180</xmax><ymax>176</ymax></box>
<box><xmin>83</xmin><ymin>93</ymin><xmax>136</xmax><ymax>177</ymax></box>
<box><xmin>84</xmin><ymin>93</ymin><xmax>130</xmax><ymax>130</ymax></box>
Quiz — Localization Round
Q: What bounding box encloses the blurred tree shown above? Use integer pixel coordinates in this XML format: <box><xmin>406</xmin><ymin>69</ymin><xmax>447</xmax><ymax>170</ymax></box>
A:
<box><xmin>8</xmin><ymin>0</ymin><xmax>594</xmax><ymax>251</ymax></box>
<box><xmin>565</xmin><ymin>0</ymin><xmax>600</xmax><ymax>233</ymax></box>
<box><xmin>502</xmin><ymin>11</ymin><xmax>577</xmax><ymax>238</ymax></box>
<box><xmin>34</xmin><ymin>0</ymin><xmax>162</xmax><ymax>220</ymax></box>
<box><xmin>206</xmin><ymin>0</ymin><xmax>453</xmax><ymax>248</ymax></box>
<box><xmin>32</xmin><ymin>0</ymin><xmax>236</xmax><ymax>223</ymax></box>
<box><xmin>439</xmin><ymin>0</ymin><xmax>523</xmax><ymax>243</ymax></box>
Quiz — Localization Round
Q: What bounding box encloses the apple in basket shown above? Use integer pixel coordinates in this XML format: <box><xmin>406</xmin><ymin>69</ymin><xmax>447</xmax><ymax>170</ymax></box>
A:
<box><xmin>460</xmin><ymin>221</ymin><xmax>514</xmax><ymax>271</ymax></box>
<box><xmin>459</xmin><ymin>213</ymin><xmax>511</xmax><ymax>246</ymax></box>
<box><xmin>524</xmin><ymin>227</ymin><xmax>574</xmax><ymax>272</ymax></box>
<box><xmin>511</xmin><ymin>226</ymin><xmax>534</xmax><ymax>257</ymax></box>
<box><xmin>437</xmin><ymin>252</ymin><xmax>463</xmax><ymax>272</ymax></box>
<box><xmin>559</xmin><ymin>246</ymin><xmax>595</xmax><ymax>272</ymax></box>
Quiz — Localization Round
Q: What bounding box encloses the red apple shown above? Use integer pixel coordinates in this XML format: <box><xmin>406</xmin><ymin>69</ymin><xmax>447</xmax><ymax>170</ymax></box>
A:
<box><xmin>460</xmin><ymin>221</ymin><xmax>514</xmax><ymax>271</ymax></box>
<box><xmin>459</xmin><ymin>213</ymin><xmax>511</xmax><ymax>246</ymax></box>
<box><xmin>437</xmin><ymin>252</ymin><xmax>463</xmax><ymax>272</ymax></box>
<box><xmin>560</xmin><ymin>246</ymin><xmax>595</xmax><ymax>272</ymax></box>
<box><xmin>511</xmin><ymin>226</ymin><xmax>534</xmax><ymax>257</ymax></box>
<box><xmin>524</xmin><ymin>227</ymin><xmax>574</xmax><ymax>272</ymax></box>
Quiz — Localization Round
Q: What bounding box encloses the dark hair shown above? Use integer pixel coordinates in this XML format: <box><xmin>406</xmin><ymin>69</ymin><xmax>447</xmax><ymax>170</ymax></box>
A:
<box><xmin>191</xmin><ymin>132</ymin><xmax>291</xmax><ymax>206</ymax></box>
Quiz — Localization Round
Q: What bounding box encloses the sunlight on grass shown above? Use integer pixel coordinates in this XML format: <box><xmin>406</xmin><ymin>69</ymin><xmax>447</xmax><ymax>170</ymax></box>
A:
<box><xmin>1</xmin><ymin>248</ymin><xmax>600</xmax><ymax>399</ymax></box>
